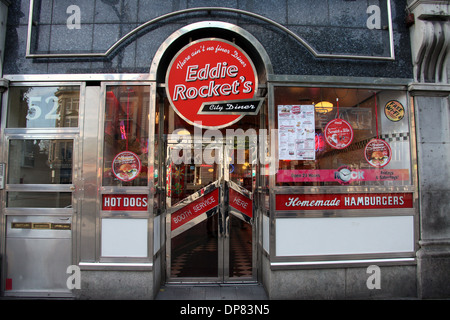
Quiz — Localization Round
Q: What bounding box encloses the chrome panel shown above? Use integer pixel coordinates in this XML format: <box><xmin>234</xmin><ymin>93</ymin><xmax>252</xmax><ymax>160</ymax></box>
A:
<box><xmin>5</xmin><ymin>215</ymin><xmax>72</xmax><ymax>295</ymax></box>
<box><xmin>78</xmin><ymin>85</ymin><xmax>101</xmax><ymax>263</ymax></box>
<box><xmin>271</xmin><ymin>250</ymin><xmax>416</xmax><ymax>262</ymax></box>
<box><xmin>268</xmin><ymin>75</ymin><xmax>411</xmax><ymax>88</ymax></box>
<box><xmin>271</xmin><ymin>257</ymin><xmax>416</xmax><ymax>270</ymax></box>
<box><xmin>5</xmin><ymin>184</ymin><xmax>75</xmax><ymax>192</ymax></box>
<box><xmin>229</xmin><ymin>209</ymin><xmax>252</xmax><ymax>225</ymax></box>
<box><xmin>267</xmin><ymin>82</ymin><xmax>276</xmax><ymax>264</ymax></box>
<box><xmin>79</xmin><ymin>262</ymin><xmax>153</xmax><ymax>271</ymax></box>
<box><xmin>272</xmin><ymin>185</ymin><xmax>416</xmax><ymax>194</ymax></box>
<box><xmin>100</xmin><ymin>187</ymin><xmax>150</xmax><ymax>194</ymax></box>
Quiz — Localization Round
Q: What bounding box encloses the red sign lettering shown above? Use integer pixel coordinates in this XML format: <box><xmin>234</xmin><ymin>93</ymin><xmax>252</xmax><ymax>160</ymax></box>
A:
<box><xmin>102</xmin><ymin>194</ymin><xmax>148</xmax><ymax>211</ymax></box>
<box><xmin>276</xmin><ymin>193</ymin><xmax>413</xmax><ymax>211</ymax></box>
<box><xmin>171</xmin><ymin>188</ymin><xmax>219</xmax><ymax>231</ymax></box>
<box><xmin>229</xmin><ymin>188</ymin><xmax>253</xmax><ymax>218</ymax></box>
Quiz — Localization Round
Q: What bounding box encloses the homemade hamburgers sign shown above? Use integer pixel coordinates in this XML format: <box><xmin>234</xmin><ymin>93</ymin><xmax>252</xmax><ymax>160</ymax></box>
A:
<box><xmin>166</xmin><ymin>38</ymin><xmax>262</xmax><ymax>129</ymax></box>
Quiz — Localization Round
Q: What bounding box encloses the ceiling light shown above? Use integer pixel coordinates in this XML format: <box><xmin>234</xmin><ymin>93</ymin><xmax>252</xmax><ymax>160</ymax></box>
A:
<box><xmin>315</xmin><ymin>101</ymin><xmax>333</xmax><ymax>114</ymax></box>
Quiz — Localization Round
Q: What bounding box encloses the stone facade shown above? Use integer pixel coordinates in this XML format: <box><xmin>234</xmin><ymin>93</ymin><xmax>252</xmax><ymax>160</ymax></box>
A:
<box><xmin>407</xmin><ymin>0</ymin><xmax>450</xmax><ymax>299</ymax></box>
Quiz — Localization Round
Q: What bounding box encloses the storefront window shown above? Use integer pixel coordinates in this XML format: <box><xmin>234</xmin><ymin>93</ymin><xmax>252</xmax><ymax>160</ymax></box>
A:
<box><xmin>102</xmin><ymin>85</ymin><xmax>149</xmax><ymax>186</ymax></box>
<box><xmin>8</xmin><ymin>139</ymin><xmax>73</xmax><ymax>184</ymax></box>
<box><xmin>275</xmin><ymin>87</ymin><xmax>411</xmax><ymax>186</ymax></box>
<box><xmin>7</xmin><ymin>86</ymin><xmax>80</xmax><ymax>128</ymax></box>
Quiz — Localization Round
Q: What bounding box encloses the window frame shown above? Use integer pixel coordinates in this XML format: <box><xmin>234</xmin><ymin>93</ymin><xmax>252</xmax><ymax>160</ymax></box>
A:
<box><xmin>2</xmin><ymin>82</ymin><xmax>84</xmax><ymax>216</ymax></box>
<box><xmin>266</xmin><ymin>77</ymin><xmax>419</xmax><ymax>266</ymax></box>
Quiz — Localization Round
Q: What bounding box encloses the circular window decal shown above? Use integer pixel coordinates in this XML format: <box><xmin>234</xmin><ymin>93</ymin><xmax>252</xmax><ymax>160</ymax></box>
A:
<box><xmin>364</xmin><ymin>139</ymin><xmax>392</xmax><ymax>168</ymax></box>
<box><xmin>112</xmin><ymin>151</ymin><xmax>141</xmax><ymax>182</ymax></box>
<box><xmin>324</xmin><ymin>118</ymin><xmax>354</xmax><ymax>149</ymax></box>
<box><xmin>384</xmin><ymin>100</ymin><xmax>405</xmax><ymax>122</ymax></box>
<box><xmin>166</xmin><ymin>38</ymin><xmax>258</xmax><ymax>129</ymax></box>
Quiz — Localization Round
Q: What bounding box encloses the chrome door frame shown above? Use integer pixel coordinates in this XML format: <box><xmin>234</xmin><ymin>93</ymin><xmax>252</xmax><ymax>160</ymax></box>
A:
<box><xmin>164</xmin><ymin>138</ymin><xmax>258</xmax><ymax>283</ymax></box>
<box><xmin>223</xmin><ymin>138</ymin><xmax>258</xmax><ymax>283</ymax></box>
<box><xmin>0</xmin><ymin>81</ymin><xmax>85</xmax><ymax>297</ymax></box>
<box><xmin>165</xmin><ymin>139</ymin><xmax>225</xmax><ymax>283</ymax></box>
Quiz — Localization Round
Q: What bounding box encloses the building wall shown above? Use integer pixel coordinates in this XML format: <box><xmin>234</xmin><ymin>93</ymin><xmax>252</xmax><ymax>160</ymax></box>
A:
<box><xmin>262</xmin><ymin>255</ymin><xmax>417</xmax><ymax>299</ymax></box>
<box><xmin>5</xmin><ymin>0</ymin><xmax>412</xmax><ymax>78</ymax></box>
<box><xmin>407</xmin><ymin>0</ymin><xmax>450</xmax><ymax>299</ymax></box>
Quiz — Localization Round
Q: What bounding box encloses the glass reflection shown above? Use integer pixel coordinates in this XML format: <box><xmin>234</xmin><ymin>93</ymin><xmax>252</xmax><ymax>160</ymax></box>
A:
<box><xmin>229</xmin><ymin>215</ymin><xmax>252</xmax><ymax>278</ymax></box>
<box><xmin>8</xmin><ymin>139</ymin><xmax>73</xmax><ymax>184</ymax></box>
<box><xmin>7</xmin><ymin>86</ymin><xmax>80</xmax><ymax>128</ymax></box>
<box><xmin>7</xmin><ymin>192</ymin><xmax>72</xmax><ymax>208</ymax></box>
<box><xmin>102</xmin><ymin>85</ymin><xmax>149</xmax><ymax>187</ymax></box>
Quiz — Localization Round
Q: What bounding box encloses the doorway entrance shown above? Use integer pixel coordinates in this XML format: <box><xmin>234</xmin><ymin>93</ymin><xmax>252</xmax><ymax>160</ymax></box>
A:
<box><xmin>165</xmin><ymin>136</ymin><xmax>257</xmax><ymax>283</ymax></box>
<box><xmin>151</xmin><ymin>25</ymin><xmax>271</xmax><ymax>284</ymax></box>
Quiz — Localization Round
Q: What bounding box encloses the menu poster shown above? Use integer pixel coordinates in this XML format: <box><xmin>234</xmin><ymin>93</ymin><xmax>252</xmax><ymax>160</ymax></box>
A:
<box><xmin>278</xmin><ymin>105</ymin><xmax>316</xmax><ymax>160</ymax></box>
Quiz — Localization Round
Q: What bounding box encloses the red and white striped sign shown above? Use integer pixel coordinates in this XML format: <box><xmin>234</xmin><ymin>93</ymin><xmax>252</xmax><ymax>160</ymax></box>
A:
<box><xmin>229</xmin><ymin>188</ymin><xmax>253</xmax><ymax>218</ymax></box>
<box><xmin>171</xmin><ymin>188</ymin><xmax>219</xmax><ymax>231</ymax></box>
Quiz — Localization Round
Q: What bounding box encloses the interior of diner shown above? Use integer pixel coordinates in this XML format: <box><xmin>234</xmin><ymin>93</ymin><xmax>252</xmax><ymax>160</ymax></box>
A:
<box><xmin>274</xmin><ymin>86</ymin><xmax>411</xmax><ymax>187</ymax></box>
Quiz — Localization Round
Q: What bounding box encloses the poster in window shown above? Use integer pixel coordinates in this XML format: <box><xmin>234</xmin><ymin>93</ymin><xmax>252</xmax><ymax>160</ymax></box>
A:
<box><xmin>112</xmin><ymin>151</ymin><xmax>141</xmax><ymax>182</ymax></box>
<box><xmin>324</xmin><ymin>118</ymin><xmax>354</xmax><ymax>149</ymax></box>
<box><xmin>278</xmin><ymin>105</ymin><xmax>315</xmax><ymax>160</ymax></box>
<box><xmin>364</xmin><ymin>139</ymin><xmax>392</xmax><ymax>168</ymax></box>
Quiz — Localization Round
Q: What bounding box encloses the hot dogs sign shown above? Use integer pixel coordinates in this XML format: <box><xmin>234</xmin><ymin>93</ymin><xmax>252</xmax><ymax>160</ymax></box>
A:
<box><xmin>166</xmin><ymin>38</ymin><xmax>260</xmax><ymax>129</ymax></box>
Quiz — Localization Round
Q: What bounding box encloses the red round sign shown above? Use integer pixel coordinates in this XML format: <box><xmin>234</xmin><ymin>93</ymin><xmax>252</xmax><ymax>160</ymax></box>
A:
<box><xmin>112</xmin><ymin>151</ymin><xmax>141</xmax><ymax>182</ymax></box>
<box><xmin>324</xmin><ymin>118</ymin><xmax>354</xmax><ymax>149</ymax></box>
<box><xmin>364</xmin><ymin>139</ymin><xmax>392</xmax><ymax>168</ymax></box>
<box><xmin>166</xmin><ymin>38</ymin><xmax>258</xmax><ymax>129</ymax></box>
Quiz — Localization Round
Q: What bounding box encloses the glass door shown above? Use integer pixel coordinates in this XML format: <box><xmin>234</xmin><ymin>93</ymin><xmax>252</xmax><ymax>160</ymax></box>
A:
<box><xmin>223</xmin><ymin>138</ymin><xmax>257</xmax><ymax>281</ymax></box>
<box><xmin>2</xmin><ymin>84</ymin><xmax>82</xmax><ymax>296</ymax></box>
<box><xmin>165</xmin><ymin>138</ymin><xmax>257</xmax><ymax>283</ymax></box>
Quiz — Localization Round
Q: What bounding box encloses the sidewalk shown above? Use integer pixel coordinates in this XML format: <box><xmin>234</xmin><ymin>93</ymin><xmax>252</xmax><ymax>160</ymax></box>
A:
<box><xmin>155</xmin><ymin>284</ymin><xmax>269</xmax><ymax>300</ymax></box>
